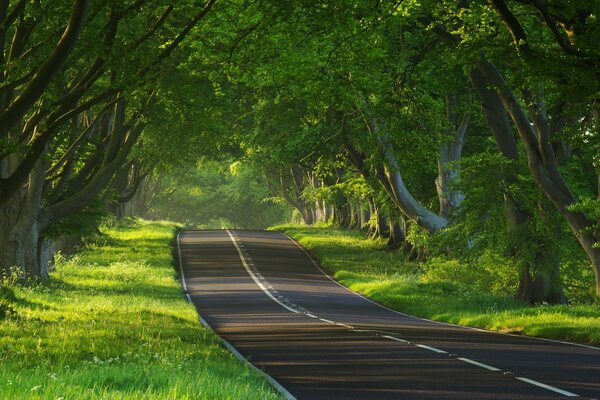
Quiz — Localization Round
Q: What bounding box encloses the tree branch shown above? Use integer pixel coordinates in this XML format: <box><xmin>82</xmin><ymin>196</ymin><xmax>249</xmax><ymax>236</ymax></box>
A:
<box><xmin>0</xmin><ymin>0</ymin><xmax>90</xmax><ymax>137</ymax></box>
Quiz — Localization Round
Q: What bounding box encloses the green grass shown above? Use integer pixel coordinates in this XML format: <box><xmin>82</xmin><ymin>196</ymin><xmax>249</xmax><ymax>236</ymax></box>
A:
<box><xmin>273</xmin><ymin>224</ymin><xmax>600</xmax><ymax>345</ymax></box>
<box><xmin>0</xmin><ymin>220</ymin><xmax>282</xmax><ymax>400</ymax></box>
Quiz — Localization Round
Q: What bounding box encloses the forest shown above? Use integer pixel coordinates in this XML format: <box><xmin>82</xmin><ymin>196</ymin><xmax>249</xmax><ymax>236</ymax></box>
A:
<box><xmin>0</xmin><ymin>0</ymin><xmax>599</xmax><ymax>309</ymax></box>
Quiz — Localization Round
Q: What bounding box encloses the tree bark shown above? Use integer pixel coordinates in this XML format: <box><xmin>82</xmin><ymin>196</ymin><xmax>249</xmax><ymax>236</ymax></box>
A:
<box><xmin>0</xmin><ymin>0</ymin><xmax>90</xmax><ymax>137</ymax></box>
<box><xmin>375</xmin><ymin>127</ymin><xmax>448</xmax><ymax>233</ymax></box>
<box><xmin>435</xmin><ymin>94</ymin><xmax>469</xmax><ymax>218</ymax></box>
<box><xmin>471</xmin><ymin>66</ymin><xmax>566</xmax><ymax>303</ymax></box>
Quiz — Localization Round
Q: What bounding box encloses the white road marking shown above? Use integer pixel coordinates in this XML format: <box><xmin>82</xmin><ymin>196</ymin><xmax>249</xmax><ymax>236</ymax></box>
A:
<box><xmin>183</xmin><ymin>230</ymin><xmax>586</xmax><ymax>400</ymax></box>
<box><xmin>382</xmin><ymin>335</ymin><xmax>410</xmax><ymax>343</ymax></box>
<box><xmin>278</xmin><ymin>232</ymin><xmax>600</xmax><ymax>352</ymax></box>
<box><xmin>226</xmin><ymin>230</ymin><xmax>300</xmax><ymax>314</ymax></box>
<box><xmin>177</xmin><ymin>231</ymin><xmax>298</xmax><ymax>400</ymax></box>
<box><xmin>416</xmin><ymin>344</ymin><xmax>448</xmax><ymax>354</ymax></box>
<box><xmin>457</xmin><ymin>357</ymin><xmax>501</xmax><ymax>371</ymax></box>
<box><xmin>516</xmin><ymin>377</ymin><xmax>579</xmax><ymax>397</ymax></box>
<box><xmin>176</xmin><ymin>231</ymin><xmax>192</xmax><ymax>303</ymax></box>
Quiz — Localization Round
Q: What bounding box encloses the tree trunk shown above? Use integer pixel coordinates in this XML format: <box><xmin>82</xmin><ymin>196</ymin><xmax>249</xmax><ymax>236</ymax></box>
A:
<box><xmin>0</xmin><ymin>201</ymin><xmax>19</xmax><ymax>277</ymax></box>
<box><xmin>387</xmin><ymin>218</ymin><xmax>404</xmax><ymax>249</ymax></box>
<box><xmin>470</xmin><ymin>67</ymin><xmax>567</xmax><ymax>303</ymax></box>
<box><xmin>376</xmin><ymin>131</ymin><xmax>448</xmax><ymax>233</ymax></box>
<box><xmin>506</xmin><ymin>196</ymin><xmax>566</xmax><ymax>304</ymax></box>
<box><xmin>436</xmin><ymin>94</ymin><xmax>469</xmax><ymax>218</ymax></box>
<box><xmin>478</xmin><ymin>59</ymin><xmax>600</xmax><ymax>296</ymax></box>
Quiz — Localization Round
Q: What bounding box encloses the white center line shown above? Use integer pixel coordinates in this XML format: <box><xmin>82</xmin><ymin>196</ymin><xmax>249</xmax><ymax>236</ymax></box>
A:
<box><xmin>382</xmin><ymin>335</ymin><xmax>410</xmax><ymax>343</ymax></box>
<box><xmin>226</xmin><ymin>230</ymin><xmax>299</xmax><ymax>315</ymax></box>
<box><xmin>224</xmin><ymin>230</ymin><xmax>583</xmax><ymax>399</ymax></box>
<box><xmin>457</xmin><ymin>357</ymin><xmax>501</xmax><ymax>371</ymax></box>
<box><xmin>516</xmin><ymin>377</ymin><xmax>579</xmax><ymax>397</ymax></box>
<box><xmin>416</xmin><ymin>344</ymin><xmax>448</xmax><ymax>354</ymax></box>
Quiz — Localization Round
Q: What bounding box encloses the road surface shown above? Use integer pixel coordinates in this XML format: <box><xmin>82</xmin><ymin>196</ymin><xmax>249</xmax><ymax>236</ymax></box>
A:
<box><xmin>177</xmin><ymin>229</ymin><xmax>600</xmax><ymax>400</ymax></box>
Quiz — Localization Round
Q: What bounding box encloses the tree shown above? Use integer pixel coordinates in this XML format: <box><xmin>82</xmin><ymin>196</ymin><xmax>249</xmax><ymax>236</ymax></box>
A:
<box><xmin>0</xmin><ymin>0</ymin><xmax>218</xmax><ymax>279</ymax></box>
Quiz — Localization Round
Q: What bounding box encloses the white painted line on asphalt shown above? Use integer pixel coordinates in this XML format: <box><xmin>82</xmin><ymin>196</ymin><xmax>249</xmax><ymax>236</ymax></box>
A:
<box><xmin>457</xmin><ymin>357</ymin><xmax>501</xmax><ymax>371</ymax></box>
<box><xmin>227</xmin><ymin>230</ymin><xmax>300</xmax><ymax>315</ymax></box>
<box><xmin>176</xmin><ymin>231</ymin><xmax>192</xmax><ymax>303</ymax></box>
<box><xmin>416</xmin><ymin>344</ymin><xmax>448</xmax><ymax>354</ymax></box>
<box><xmin>177</xmin><ymin>231</ymin><xmax>298</xmax><ymax>400</ymax></box>
<box><xmin>336</xmin><ymin>323</ymin><xmax>354</xmax><ymax>329</ymax></box>
<box><xmin>516</xmin><ymin>377</ymin><xmax>579</xmax><ymax>397</ymax></box>
<box><xmin>305</xmin><ymin>313</ymin><xmax>318</xmax><ymax>319</ymax></box>
<box><xmin>277</xmin><ymin>232</ymin><xmax>600</xmax><ymax>352</ymax></box>
<box><xmin>382</xmin><ymin>335</ymin><xmax>410</xmax><ymax>343</ymax></box>
<box><xmin>219</xmin><ymin>337</ymin><xmax>298</xmax><ymax>400</ymax></box>
<box><xmin>319</xmin><ymin>318</ymin><xmax>335</xmax><ymax>324</ymax></box>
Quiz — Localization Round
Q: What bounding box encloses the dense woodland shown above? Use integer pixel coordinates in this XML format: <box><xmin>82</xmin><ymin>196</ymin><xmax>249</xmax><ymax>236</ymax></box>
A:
<box><xmin>0</xmin><ymin>1</ymin><xmax>599</xmax><ymax>305</ymax></box>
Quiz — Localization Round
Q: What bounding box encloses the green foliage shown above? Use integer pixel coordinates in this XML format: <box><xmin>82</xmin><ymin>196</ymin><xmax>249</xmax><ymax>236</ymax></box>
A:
<box><xmin>568</xmin><ymin>197</ymin><xmax>600</xmax><ymax>249</ymax></box>
<box><xmin>150</xmin><ymin>160</ymin><xmax>291</xmax><ymax>228</ymax></box>
<box><xmin>0</xmin><ymin>220</ymin><xmax>281</xmax><ymax>399</ymax></box>
<box><xmin>277</xmin><ymin>225</ymin><xmax>600</xmax><ymax>344</ymax></box>
<box><xmin>44</xmin><ymin>200</ymin><xmax>107</xmax><ymax>240</ymax></box>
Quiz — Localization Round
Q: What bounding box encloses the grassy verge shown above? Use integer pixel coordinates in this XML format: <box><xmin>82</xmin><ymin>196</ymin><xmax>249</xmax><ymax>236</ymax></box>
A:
<box><xmin>0</xmin><ymin>220</ymin><xmax>282</xmax><ymax>400</ymax></box>
<box><xmin>273</xmin><ymin>225</ymin><xmax>600</xmax><ymax>345</ymax></box>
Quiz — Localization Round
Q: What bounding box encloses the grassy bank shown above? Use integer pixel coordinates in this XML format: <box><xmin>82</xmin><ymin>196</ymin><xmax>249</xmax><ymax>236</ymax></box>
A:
<box><xmin>0</xmin><ymin>220</ymin><xmax>281</xmax><ymax>400</ymax></box>
<box><xmin>274</xmin><ymin>225</ymin><xmax>600</xmax><ymax>345</ymax></box>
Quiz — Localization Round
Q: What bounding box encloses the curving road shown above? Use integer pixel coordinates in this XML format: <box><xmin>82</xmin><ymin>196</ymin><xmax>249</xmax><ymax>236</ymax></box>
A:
<box><xmin>177</xmin><ymin>229</ymin><xmax>600</xmax><ymax>400</ymax></box>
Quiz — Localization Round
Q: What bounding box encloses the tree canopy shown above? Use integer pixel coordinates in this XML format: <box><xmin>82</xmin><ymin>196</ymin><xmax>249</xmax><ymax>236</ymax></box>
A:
<box><xmin>0</xmin><ymin>0</ymin><xmax>598</xmax><ymax>303</ymax></box>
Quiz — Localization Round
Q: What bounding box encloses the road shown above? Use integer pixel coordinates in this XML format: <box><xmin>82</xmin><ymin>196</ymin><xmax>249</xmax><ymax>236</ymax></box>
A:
<box><xmin>177</xmin><ymin>229</ymin><xmax>600</xmax><ymax>400</ymax></box>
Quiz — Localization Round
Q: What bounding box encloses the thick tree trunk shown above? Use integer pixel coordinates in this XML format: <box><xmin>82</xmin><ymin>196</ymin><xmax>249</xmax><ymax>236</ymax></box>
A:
<box><xmin>349</xmin><ymin>202</ymin><xmax>360</xmax><ymax>230</ymax></box>
<box><xmin>376</xmin><ymin>130</ymin><xmax>448</xmax><ymax>233</ymax></box>
<box><xmin>366</xmin><ymin>197</ymin><xmax>383</xmax><ymax>238</ymax></box>
<box><xmin>335</xmin><ymin>203</ymin><xmax>352</xmax><ymax>228</ymax></box>
<box><xmin>0</xmin><ymin>202</ymin><xmax>49</xmax><ymax>280</ymax></box>
<box><xmin>478</xmin><ymin>59</ymin><xmax>600</xmax><ymax>296</ymax></box>
<box><xmin>436</xmin><ymin>94</ymin><xmax>469</xmax><ymax>218</ymax></box>
<box><xmin>471</xmin><ymin>67</ymin><xmax>567</xmax><ymax>304</ymax></box>
<box><xmin>361</xmin><ymin>203</ymin><xmax>369</xmax><ymax>230</ymax></box>
<box><xmin>0</xmin><ymin>201</ymin><xmax>19</xmax><ymax>277</ymax></box>
<box><xmin>387</xmin><ymin>218</ymin><xmax>404</xmax><ymax>249</ymax></box>
<box><xmin>506</xmin><ymin>196</ymin><xmax>566</xmax><ymax>304</ymax></box>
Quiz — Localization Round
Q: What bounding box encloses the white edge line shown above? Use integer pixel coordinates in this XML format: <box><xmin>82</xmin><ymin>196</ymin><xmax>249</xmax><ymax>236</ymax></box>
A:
<box><xmin>457</xmin><ymin>357</ymin><xmax>501</xmax><ymax>372</ymax></box>
<box><xmin>226</xmin><ymin>229</ymin><xmax>299</xmax><ymax>315</ymax></box>
<box><xmin>176</xmin><ymin>231</ymin><xmax>192</xmax><ymax>303</ymax></box>
<box><xmin>277</xmin><ymin>231</ymin><xmax>600</xmax><ymax>352</ymax></box>
<box><xmin>515</xmin><ymin>377</ymin><xmax>579</xmax><ymax>397</ymax></box>
<box><xmin>319</xmin><ymin>318</ymin><xmax>335</xmax><ymax>324</ymax></box>
<box><xmin>416</xmin><ymin>344</ymin><xmax>448</xmax><ymax>354</ymax></box>
<box><xmin>176</xmin><ymin>231</ymin><xmax>298</xmax><ymax>400</ymax></box>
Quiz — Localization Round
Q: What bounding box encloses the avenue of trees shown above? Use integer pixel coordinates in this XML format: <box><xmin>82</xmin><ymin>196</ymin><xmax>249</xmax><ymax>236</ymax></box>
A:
<box><xmin>0</xmin><ymin>1</ymin><xmax>598</xmax><ymax>304</ymax></box>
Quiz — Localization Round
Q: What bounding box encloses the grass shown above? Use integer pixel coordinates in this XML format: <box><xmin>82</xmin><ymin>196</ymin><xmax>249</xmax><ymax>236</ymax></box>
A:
<box><xmin>272</xmin><ymin>224</ymin><xmax>600</xmax><ymax>345</ymax></box>
<box><xmin>0</xmin><ymin>219</ymin><xmax>282</xmax><ymax>400</ymax></box>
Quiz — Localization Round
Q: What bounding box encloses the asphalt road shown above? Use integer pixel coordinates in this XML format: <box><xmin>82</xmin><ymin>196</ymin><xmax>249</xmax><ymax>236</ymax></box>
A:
<box><xmin>177</xmin><ymin>229</ymin><xmax>600</xmax><ymax>400</ymax></box>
